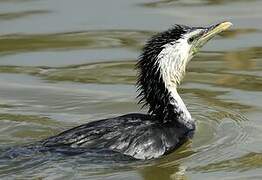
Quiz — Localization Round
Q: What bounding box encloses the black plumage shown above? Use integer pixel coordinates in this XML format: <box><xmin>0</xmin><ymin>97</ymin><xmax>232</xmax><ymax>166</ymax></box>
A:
<box><xmin>136</xmin><ymin>25</ymin><xmax>190</xmax><ymax>122</ymax></box>
<box><xmin>42</xmin><ymin>114</ymin><xmax>194</xmax><ymax>160</ymax></box>
<box><xmin>39</xmin><ymin>25</ymin><xmax>196</xmax><ymax>160</ymax></box>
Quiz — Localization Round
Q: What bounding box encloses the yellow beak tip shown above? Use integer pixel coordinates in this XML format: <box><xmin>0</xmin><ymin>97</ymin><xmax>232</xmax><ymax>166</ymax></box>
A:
<box><xmin>220</xmin><ymin>21</ymin><xmax>233</xmax><ymax>30</ymax></box>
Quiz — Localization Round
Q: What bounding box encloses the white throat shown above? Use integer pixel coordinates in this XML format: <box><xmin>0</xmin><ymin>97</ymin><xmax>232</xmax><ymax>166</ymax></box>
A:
<box><xmin>157</xmin><ymin>38</ymin><xmax>192</xmax><ymax>87</ymax></box>
<box><xmin>157</xmin><ymin>39</ymin><xmax>193</xmax><ymax>123</ymax></box>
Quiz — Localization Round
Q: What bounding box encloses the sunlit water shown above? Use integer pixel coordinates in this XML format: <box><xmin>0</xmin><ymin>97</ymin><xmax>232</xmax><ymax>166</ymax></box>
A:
<box><xmin>0</xmin><ymin>0</ymin><xmax>262</xmax><ymax>179</ymax></box>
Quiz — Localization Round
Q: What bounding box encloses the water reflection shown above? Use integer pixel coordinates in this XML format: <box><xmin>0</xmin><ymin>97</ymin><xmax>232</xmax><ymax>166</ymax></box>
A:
<box><xmin>139</xmin><ymin>142</ymin><xmax>194</xmax><ymax>180</ymax></box>
<box><xmin>140</xmin><ymin>163</ymin><xmax>187</xmax><ymax>180</ymax></box>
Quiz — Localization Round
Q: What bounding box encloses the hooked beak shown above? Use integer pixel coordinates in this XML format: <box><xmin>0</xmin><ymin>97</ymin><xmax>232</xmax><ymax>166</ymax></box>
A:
<box><xmin>197</xmin><ymin>21</ymin><xmax>233</xmax><ymax>48</ymax></box>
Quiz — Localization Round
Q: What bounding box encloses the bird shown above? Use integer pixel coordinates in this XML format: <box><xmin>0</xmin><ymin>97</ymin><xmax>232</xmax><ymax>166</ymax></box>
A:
<box><xmin>39</xmin><ymin>21</ymin><xmax>232</xmax><ymax>160</ymax></box>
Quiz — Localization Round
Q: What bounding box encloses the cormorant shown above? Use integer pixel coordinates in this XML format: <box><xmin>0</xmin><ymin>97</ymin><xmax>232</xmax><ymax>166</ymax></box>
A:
<box><xmin>40</xmin><ymin>22</ymin><xmax>232</xmax><ymax>160</ymax></box>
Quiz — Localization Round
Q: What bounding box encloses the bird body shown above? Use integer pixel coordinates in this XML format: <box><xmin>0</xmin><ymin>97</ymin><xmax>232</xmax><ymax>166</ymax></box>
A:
<box><xmin>42</xmin><ymin>114</ymin><xmax>194</xmax><ymax>159</ymax></box>
<box><xmin>38</xmin><ymin>22</ymin><xmax>232</xmax><ymax>160</ymax></box>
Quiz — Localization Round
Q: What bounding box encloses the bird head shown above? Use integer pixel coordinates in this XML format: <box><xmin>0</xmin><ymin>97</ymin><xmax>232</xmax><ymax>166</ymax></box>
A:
<box><xmin>187</xmin><ymin>21</ymin><xmax>233</xmax><ymax>58</ymax></box>
<box><xmin>137</xmin><ymin>21</ymin><xmax>232</xmax><ymax>118</ymax></box>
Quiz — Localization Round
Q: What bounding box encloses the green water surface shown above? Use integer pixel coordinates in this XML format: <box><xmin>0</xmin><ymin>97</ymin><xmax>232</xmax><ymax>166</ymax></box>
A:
<box><xmin>0</xmin><ymin>0</ymin><xmax>262</xmax><ymax>179</ymax></box>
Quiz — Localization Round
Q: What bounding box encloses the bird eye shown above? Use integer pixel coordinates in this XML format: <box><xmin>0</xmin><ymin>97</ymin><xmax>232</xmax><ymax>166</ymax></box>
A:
<box><xmin>188</xmin><ymin>37</ymin><xmax>194</xmax><ymax>44</ymax></box>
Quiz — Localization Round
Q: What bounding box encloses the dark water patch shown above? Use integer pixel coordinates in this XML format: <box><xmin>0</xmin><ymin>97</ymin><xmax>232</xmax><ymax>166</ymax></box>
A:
<box><xmin>0</xmin><ymin>30</ymin><xmax>153</xmax><ymax>56</ymax></box>
<box><xmin>43</xmin><ymin>61</ymin><xmax>136</xmax><ymax>84</ymax></box>
<box><xmin>139</xmin><ymin>0</ymin><xmax>258</xmax><ymax>8</ymax></box>
<box><xmin>0</xmin><ymin>61</ymin><xmax>136</xmax><ymax>84</ymax></box>
<box><xmin>0</xmin><ymin>113</ymin><xmax>67</xmax><ymax>144</ymax></box>
<box><xmin>0</xmin><ymin>0</ymin><xmax>34</xmax><ymax>2</ymax></box>
<box><xmin>0</xmin><ymin>10</ymin><xmax>51</xmax><ymax>21</ymax></box>
<box><xmin>0</xmin><ymin>104</ymin><xmax>17</xmax><ymax>108</ymax></box>
<box><xmin>0</xmin><ymin>65</ymin><xmax>39</xmax><ymax>74</ymax></box>
<box><xmin>140</xmin><ymin>0</ymin><xmax>256</xmax><ymax>8</ymax></box>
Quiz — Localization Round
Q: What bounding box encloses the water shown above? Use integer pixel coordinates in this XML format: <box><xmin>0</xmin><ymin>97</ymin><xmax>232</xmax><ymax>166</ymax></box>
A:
<box><xmin>0</xmin><ymin>0</ymin><xmax>262</xmax><ymax>179</ymax></box>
